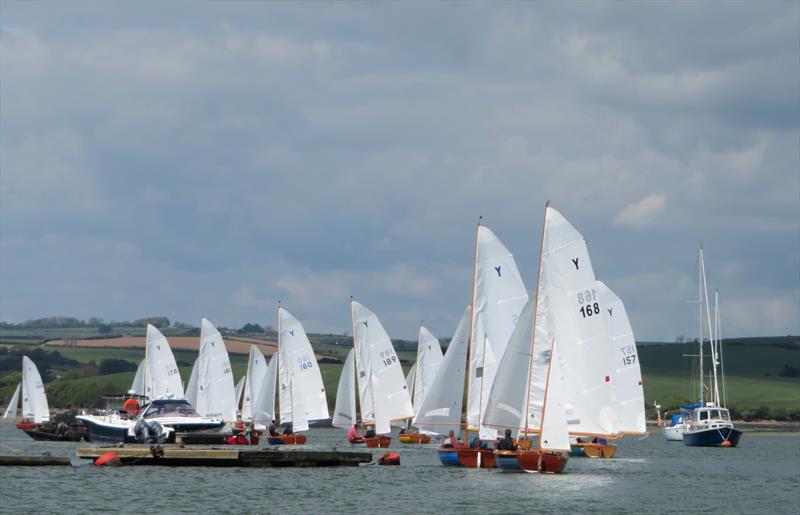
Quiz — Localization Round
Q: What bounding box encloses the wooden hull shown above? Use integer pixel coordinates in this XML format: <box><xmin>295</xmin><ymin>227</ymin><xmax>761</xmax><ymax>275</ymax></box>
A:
<box><xmin>571</xmin><ymin>443</ymin><xmax>616</xmax><ymax>458</ymax></box>
<box><xmin>517</xmin><ymin>450</ymin><xmax>568</xmax><ymax>474</ymax></box>
<box><xmin>457</xmin><ymin>448</ymin><xmax>497</xmax><ymax>468</ymax></box>
<box><xmin>494</xmin><ymin>450</ymin><xmax>521</xmax><ymax>471</ymax></box>
<box><xmin>398</xmin><ymin>433</ymin><xmax>431</xmax><ymax>444</ymax></box>
<box><xmin>267</xmin><ymin>434</ymin><xmax>307</xmax><ymax>445</ymax></box>
<box><xmin>364</xmin><ymin>436</ymin><xmax>391</xmax><ymax>448</ymax></box>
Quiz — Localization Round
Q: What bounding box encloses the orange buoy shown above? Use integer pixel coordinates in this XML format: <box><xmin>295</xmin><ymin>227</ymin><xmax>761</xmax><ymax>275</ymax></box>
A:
<box><xmin>94</xmin><ymin>451</ymin><xmax>121</xmax><ymax>467</ymax></box>
<box><xmin>123</xmin><ymin>399</ymin><xmax>140</xmax><ymax>416</ymax></box>
<box><xmin>721</xmin><ymin>440</ymin><xmax>732</xmax><ymax>447</ymax></box>
<box><xmin>378</xmin><ymin>452</ymin><xmax>401</xmax><ymax>465</ymax></box>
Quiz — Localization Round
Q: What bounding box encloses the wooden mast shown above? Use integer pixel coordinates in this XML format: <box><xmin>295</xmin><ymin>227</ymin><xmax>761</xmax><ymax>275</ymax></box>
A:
<box><xmin>463</xmin><ymin>216</ymin><xmax>481</xmax><ymax>442</ymax></box>
<box><xmin>522</xmin><ymin>200</ymin><xmax>550</xmax><ymax>438</ymax></box>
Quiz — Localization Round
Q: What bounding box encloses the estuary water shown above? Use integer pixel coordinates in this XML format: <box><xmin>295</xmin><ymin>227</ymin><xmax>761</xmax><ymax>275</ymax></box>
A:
<box><xmin>0</xmin><ymin>424</ymin><xmax>797</xmax><ymax>514</ymax></box>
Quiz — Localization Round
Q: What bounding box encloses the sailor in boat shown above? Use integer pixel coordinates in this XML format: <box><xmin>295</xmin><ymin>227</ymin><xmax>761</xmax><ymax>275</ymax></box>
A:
<box><xmin>442</xmin><ymin>430</ymin><xmax>460</xmax><ymax>448</ymax></box>
<box><xmin>268</xmin><ymin>420</ymin><xmax>281</xmax><ymax>437</ymax></box>
<box><xmin>347</xmin><ymin>424</ymin><xmax>365</xmax><ymax>444</ymax></box>
<box><xmin>283</xmin><ymin>422</ymin><xmax>293</xmax><ymax>435</ymax></box>
<box><xmin>364</xmin><ymin>425</ymin><xmax>377</xmax><ymax>439</ymax></box>
<box><xmin>496</xmin><ymin>429</ymin><xmax>517</xmax><ymax>451</ymax></box>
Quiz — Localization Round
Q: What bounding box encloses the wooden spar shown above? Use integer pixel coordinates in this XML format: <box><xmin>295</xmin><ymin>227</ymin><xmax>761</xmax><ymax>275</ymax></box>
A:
<box><xmin>522</xmin><ymin>200</ymin><xmax>550</xmax><ymax>438</ymax></box>
<box><xmin>463</xmin><ymin>218</ymin><xmax>481</xmax><ymax>437</ymax></box>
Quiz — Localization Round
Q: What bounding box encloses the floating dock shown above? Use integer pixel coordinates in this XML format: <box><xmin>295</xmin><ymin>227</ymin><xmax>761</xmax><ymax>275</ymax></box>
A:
<box><xmin>0</xmin><ymin>455</ymin><xmax>71</xmax><ymax>466</ymax></box>
<box><xmin>76</xmin><ymin>445</ymin><xmax>373</xmax><ymax>467</ymax></box>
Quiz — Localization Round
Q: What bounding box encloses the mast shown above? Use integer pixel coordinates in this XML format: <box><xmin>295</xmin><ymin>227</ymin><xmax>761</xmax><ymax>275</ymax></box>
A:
<box><xmin>697</xmin><ymin>245</ymin><xmax>704</xmax><ymax>405</ymax></box>
<box><xmin>522</xmin><ymin>200</ymin><xmax>550</xmax><ymax>436</ymax></box>
<box><xmin>463</xmin><ymin>217</ymin><xmax>481</xmax><ymax>438</ymax></box>
<box><xmin>699</xmin><ymin>247</ymin><xmax>720</xmax><ymax>406</ymax></box>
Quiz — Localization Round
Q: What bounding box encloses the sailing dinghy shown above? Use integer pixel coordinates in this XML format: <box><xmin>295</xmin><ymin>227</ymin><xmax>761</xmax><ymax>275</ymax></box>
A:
<box><xmin>399</xmin><ymin>326</ymin><xmax>444</xmax><ymax>444</ymax></box>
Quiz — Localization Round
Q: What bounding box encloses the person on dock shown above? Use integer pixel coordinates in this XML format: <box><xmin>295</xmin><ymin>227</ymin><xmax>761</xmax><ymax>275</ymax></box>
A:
<box><xmin>347</xmin><ymin>424</ymin><xmax>365</xmax><ymax>444</ymax></box>
<box><xmin>496</xmin><ymin>429</ymin><xmax>516</xmax><ymax>451</ymax></box>
<box><xmin>442</xmin><ymin>430</ymin><xmax>459</xmax><ymax>448</ymax></box>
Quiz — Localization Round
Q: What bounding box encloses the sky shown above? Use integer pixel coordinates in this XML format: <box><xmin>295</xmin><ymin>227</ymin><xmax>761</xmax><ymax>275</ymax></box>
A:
<box><xmin>1</xmin><ymin>1</ymin><xmax>798</xmax><ymax>341</ymax></box>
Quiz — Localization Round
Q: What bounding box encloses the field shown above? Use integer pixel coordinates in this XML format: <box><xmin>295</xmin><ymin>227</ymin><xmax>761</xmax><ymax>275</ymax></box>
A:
<box><xmin>1</xmin><ymin>329</ymin><xmax>797</xmax><ymax>416</ymax></box>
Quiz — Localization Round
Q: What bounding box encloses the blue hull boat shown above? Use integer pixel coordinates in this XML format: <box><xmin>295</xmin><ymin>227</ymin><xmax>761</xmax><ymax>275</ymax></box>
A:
<box><xmin>684</xmin><ymin>426</ymin><xmax>742</xmax><ymax>447</ymax></box>
<box><xmin>437</xmin><ymin>448</ymin><xmax>461</xmax><ymax>467</ymax></box>
<box><xmin>494</xmin><ymin>451</ymin><xmax>521</xmax><ymax>471</ymax></box>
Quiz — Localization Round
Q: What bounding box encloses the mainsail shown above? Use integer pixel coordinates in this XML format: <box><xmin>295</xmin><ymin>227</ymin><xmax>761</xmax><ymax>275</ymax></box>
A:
<box><xmin>241</xmin><ymin>345</ymin><xmax>268</xmax><ymax>422</ymax></box>
<box><xmin>195</xmin><ymin>318</ymin><xmax>236</xmax><ymax>421</ymax></box>
<box><xmin>351</xmin><ymin>300</ymin><xmax>414</xmax><ymax>435</ymax></box>
<box><xmin>332</xmin><ymin>349</ymin><xmax>356</xmax><ymax>429</ymax></box>
<box><xmin>598</xmin><ymin>280</ymin><xmax>646</xmax><ymax>434</ymax></box>
<box><xmin>466</xmin><ymin>225</ymin><xmax>529</xmax><ymax>440</ymax></box>
<box><xmin>412</xmin><ymin>326</ymin><xmax>444</xmax><ymax>419</ymax></box>
<box><xmin>145</xmin><ymin>324</ymin><xmax>184</xmax><ymax>400</ymax></box>
<box><xmin>251</xmin><ymin>354</ymin><xmax>277</xmax><ymax>424</ymax></box>
<box><xmin>21</xmin><ymin>356</ymin><xmax>50</xmax><ymax>423</ymax></box>
<box><xmin>413</xmin><ymin>306</ymin><xmax>471</xmax><ymax>434</ymax></box>
<box><xmin>278</xmin><ymin>307</ymin><xmax>329</xmax><ymax>429</ymax></box>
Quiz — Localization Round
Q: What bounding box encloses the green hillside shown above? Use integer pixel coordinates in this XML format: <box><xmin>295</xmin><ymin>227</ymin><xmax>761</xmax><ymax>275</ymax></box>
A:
<box><xmin>1</xmin><ymin>333</ymin><xmax>797</xmax><ymax>419</ymax></box>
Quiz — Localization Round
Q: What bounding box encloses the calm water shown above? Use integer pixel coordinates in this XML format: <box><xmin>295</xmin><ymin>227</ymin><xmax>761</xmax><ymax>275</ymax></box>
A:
<box><xmin>1</xmin><ymin>424</ymin><xmax>798</xmax><ymax>514</ymax></box>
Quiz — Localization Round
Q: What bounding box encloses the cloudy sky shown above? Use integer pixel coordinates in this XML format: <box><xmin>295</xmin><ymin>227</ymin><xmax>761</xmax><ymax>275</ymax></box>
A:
<box><xmin>1</xmin><ymin>1</ymin><xmax>798</xmax><ymax>341</ymax></box>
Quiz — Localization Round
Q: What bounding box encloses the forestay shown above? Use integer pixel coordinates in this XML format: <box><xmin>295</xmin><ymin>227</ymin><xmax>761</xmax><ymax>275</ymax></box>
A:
<box><xmin>414</xmin><ymin>306</ymin><xmax>471</xmax><ymax>434</ymax></box>
<box><xmin>278</xmin><ymin>308</ymin><xmax>329</xmax><ymax>428</ymax></box>
<box><xmin>351</xmin><ymin>300</ymin><xmax>413</xmax><ymax>435</ymax></box>
<box><xmin>3</xmin><ymin>383</ymin><xmax>20</xmax><ymax>419</ymax></box>
<box><xmin>332</xmin><ymin>349</ymin><xmax>357</xmax><ymax>429</ymax></box>
<box><xmin>145</xmin><ymin>324</ymin><xmax>184</xmax><ymax>400</ymax></box>
<box><xmin>598</xmin><ymin>281</ymin><xmax>646</xmax><ymax>434</ymax></box>
<box><xmin>467</xmin><ymin>226</ymin><xmax>529</xmax><ymax>440</ymax></box>
<box><xmin>195</xmin><ymin>318</ymin><xmax>236</xmax><ymax>421</ymax></box>
<box><xmin>22</xmin><ymin>356</ymin><xmax>50</xmax><ymax>423</ymax></box>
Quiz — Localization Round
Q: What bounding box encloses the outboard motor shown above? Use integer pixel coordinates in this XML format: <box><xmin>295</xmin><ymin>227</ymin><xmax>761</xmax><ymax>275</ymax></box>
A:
<box><xmin>134</xmin><ymin>419</ymin><xmax>169</xmax><ymax>443</ymax></box>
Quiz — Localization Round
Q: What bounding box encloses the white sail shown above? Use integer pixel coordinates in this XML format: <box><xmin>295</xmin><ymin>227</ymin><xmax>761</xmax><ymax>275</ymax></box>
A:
<box><xmin>234</xmin><ymin>375</ymin><xmax>245</xmax><ymax>411</ymax></box>
<box><xmin>482</xmin><ymin>297</ymin><xmax>536</xmax><ymax>431</ymax></box>
<box><xmin>414</xmin><ymin>306</ymin><xmax>471</xmax><ymax>433</ymax></box>
<box><xmin>278</xmin><ymin>308</ymin><xmax>329</xmax><ymax>427</ymax></box>
<box><xmin>405</xmin><ymin>363</ymin><xmax>417</xmax><ymax>398</ymax></box>
<box><xmin>129</xmin><ymin>359</ymin><xmax>146</xmax><ymax>396</ymax></box>
<box><xmin>242</xmin><ymin>345</ymin><xmax>268</xmax><ymax>421</ymax></box>
<box><xmin>21</xmin><ymin>356</ymin><xmax>50</xmax><ymax>423</ymax></box>
<box><xmin>413</xmin><ymin>327</ymin><xmax>444</xmax><ymax>417</ymax></box>
<box><xmin>467</xmin><ymin>225</ymin><xmax>529</xmax><ymax>440</ymax></box>
<box><xmin>598</xmin><ymin>280</ymin><xmax>646</xmax><ymax>434</ymax></box>
<box><xmin>195</xmin><ymin>318</ymin><xmax>236</xmax><ymax>421</ymax></box>
<box><xmin>185</xmin><ymin>358</ymin><xmax>199</xmax><ymax>407</ymax></box>
<box><xmin>540</xmin><ymin>207</ymin><xmax>617</xmax><ymax>436</ymax></box>
<box><xmin>252</xmin><ymin>354</ymin><xmax>277</xmax><ymax>424</ymax></box>
<box><xmin>351</xmin><ymin>300</ymin><xmax>414</xmax><ymax>434</ymax></box>
<box><xmin>539</xmin><ymin>340</ymin><xmax>570</xmax><ymax>451</ymax></box>
<box><xmin>3</xmin><ymin>383</ymin><xmax>20</xmax><ymax>419</ymax></box>
<box><xmin>145</xmin><ymin>324</ymin><xmax>184</xmax><ymax>400</ymax></box>
<box><xmin>332</xmin><ymin>349</ymin><xmax>357</xmax><ymax>429</ymax></box>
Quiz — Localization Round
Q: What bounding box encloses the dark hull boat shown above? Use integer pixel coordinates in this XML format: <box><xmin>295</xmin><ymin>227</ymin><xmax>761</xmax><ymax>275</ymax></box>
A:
<box><xmin>683</xmin><ymin>425</ymin><xmax>742</xmax><ymax>447</ymax></box>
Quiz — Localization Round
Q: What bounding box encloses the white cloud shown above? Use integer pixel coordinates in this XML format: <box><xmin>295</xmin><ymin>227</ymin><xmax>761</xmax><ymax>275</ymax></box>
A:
<box><xmin>615</xmin><ymin>194</ymin><xmax>667</xmax><ymax>228</ymax></box>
